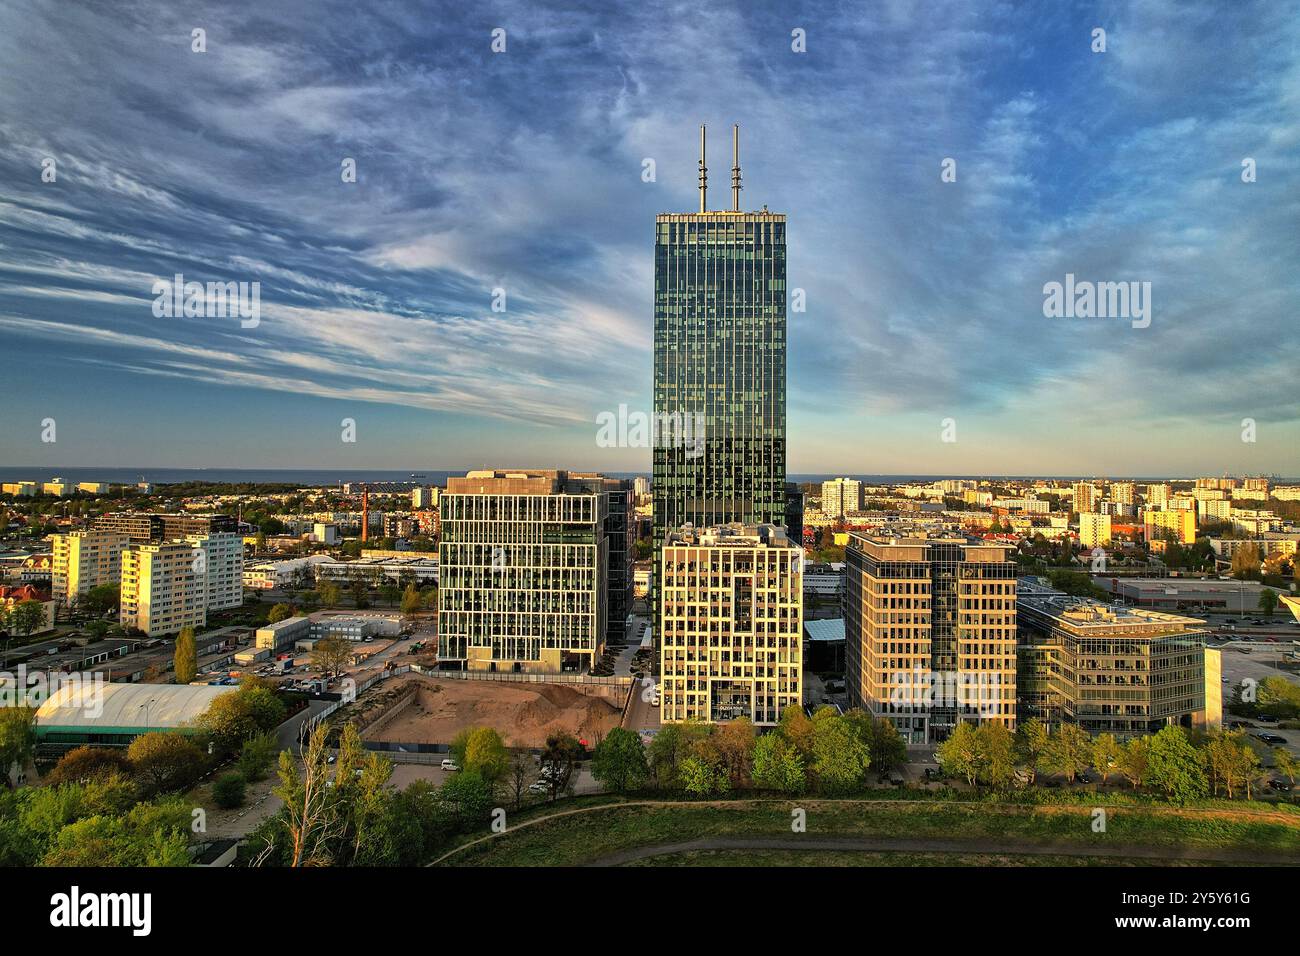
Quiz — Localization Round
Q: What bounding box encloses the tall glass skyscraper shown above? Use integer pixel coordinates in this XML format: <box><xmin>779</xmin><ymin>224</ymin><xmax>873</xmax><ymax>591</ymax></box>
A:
<box><xmin>652</xmin><ymin>126</ymin><xmax>787</xmax><ymax>548</ymax></box>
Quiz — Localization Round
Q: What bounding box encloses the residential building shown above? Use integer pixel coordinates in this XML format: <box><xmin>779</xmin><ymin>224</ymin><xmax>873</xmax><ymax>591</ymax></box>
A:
<box><xmin>312</xmin><ymin>522</ymin><xmax>339</xmax><ymax>545</ymax></box>
<box><xmin>1142</xmin><ymin>508</ymin><xmax>1196</xmax><ymax>545</ymax></box>
<box><xmin>411</xmin><ymin>486</ymin><xmax>438</xmax><ymax>509</ymax></box>
<box><xmin>1145</xmin><ymin>483</ymin><xmax>1172</xmax><ymax>508</ymax></box>
<box><xmin>844</xmin><ymin>534</ymin><xmax>1018</xmax><ymax>744</ymax></box>
<box><xmin>659</xmin><ymin>523</ymin><xmax>802</xmax><ymax>725</ymax></box>
<box><xmin>1079</xmin><ymin>512</ymin><xmax>1112</xmax><ymax>548</ymax></box>
<box><xmin>186</xmin><ymin>531</ymin><xmax>243</xmax><ymax>611</ymax></box>
<box><xmin>821</xmin><ymin>478</ymin><xmax>862</xmax><ymax>518</ymax></box>
<box><xmin>1111</xmin><ymin>482</ymin><xmax>1136</xmax><ymax>506</ymax></box>
<box><xmin>51</xmin><ymin>530</ymin><xmax>127</xmax><ymax>607</ymax></box>
<box><xmin>1017</xmin><ymin>591</ymin><xmax>1214</xmax><ymax>736</ymax></box>
<box><xmin>119</xmin><ymin>541</ymin><xmax>207</xmax><ymax>637</ymax></box>
<box><xmin>1072</xmin><ymin>482</ymin><xmax>1099</xmax><ymax>515</ymax></box>
<box><xmin>437</xmin><ymin>469</ymin><xmax>610</xmax><ymax>673</ymax></box>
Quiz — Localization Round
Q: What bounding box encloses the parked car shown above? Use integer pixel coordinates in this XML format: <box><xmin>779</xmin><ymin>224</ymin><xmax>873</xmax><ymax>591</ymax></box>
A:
<box><xmin>440</xmin><ymin>759</ymin><xmax>461</xmax><ymax>772</ymax></box>
<box><xmin>923</xmin><ymin>768</ymin><xmax>943</xmax><ymax>781</ymax></box>
<box><xmin>1254</xmin><ymin>732</ymin><xmax>1287</xmax><ymax>746</ymax></box>
<box><xmin>1268</xmin><ymin>779</ymin><xmax>1291</xmax><ymax>793</ymax></box>
<box><xmin>1257</xmin><ymin>713</ymin><xmax>1279</xmax><ymax>723</ymax></box>
<box><xmin>527</xmin><ymin>781</ymin><xmax>549</xmax><ymax>794</ymax></box>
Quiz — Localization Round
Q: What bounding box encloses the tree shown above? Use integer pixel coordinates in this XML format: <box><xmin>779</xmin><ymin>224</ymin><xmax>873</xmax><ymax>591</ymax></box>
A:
<box><xmin>317</xmin><ymin>581</ymin><xmax>342</xmax><ymax>609</ymax></box>
<box><xmin>1258</xmin><ymin>588</ymin><xmax>1278</xmax><ymax>617</ymax></box>
<box><xmin>974</xmin><ymin>722</ymin><xmax>1016</xmax><ymax>788</ymax></box>
<box><xmin>451</xmin><ymin>727</ymin><xmax>509</xmax><ymax>786</ymax></box>
<box><xmin>505</xmin><ymin>752</ymin><xmax>533</xmax><ymax>809</ymax></box>
<box><xmin>937</xmin><ymin>722</ymin><xmax>980</xmax><ymax>786</ymax></box>
<box><xmin>400</xmin><ymin>583</ymin><xmax>422</xmax><ymax>615</ymax></box>
<box><xmin>679</xmin><ymin>753</ymin><xmax>729</xmax><ymax>796</ymax></box>
<box><xmin>213</xmin><ymin>772</ymin><xmax>247</xmax><ymax>809</ymax></box>
<box><xmin>80</xmin><ymin>583</ymin><xmax>121</xmax><ymax>618</ymax></box>
<box><xmin>44</xmin><ymin>746</ymin><xmax>133</xmax><ymax>787</ymax></box>
<box><xmin>1144</xmin><ymin>726</ymin><xmax>1208</xmax><ymax>803</ymax></box>
<box><xmin>647</xmin><ymin>722</ymin><xmax>709</xmax><ymax>789</ymax></box>
<box><xmin>379</xmin><ymin>584</ymin><xmax>401</xmax><ymax>608</ymax></box>
<box><xmin>173</xmin><ymin>626</ymin><xmax>197</xmax><ymax>685</ymax></box>
<box><xmin>810</xmin><ymin>711</ymin><xmax>870</xmax><ymax>793</ymax></box>
<box><xmin>127</xmin><ymin>732</ymin><xmax>206</xmax><ymax>794</ymax></box>
<box><xmin>752</xmin><ymin>733</ymin><xmax>807</xmax><ymax>794</ymax></box>
<box><xmin>1273</xmin><ymin>747</ymin><xmax>1297</xmax><ymax>785</ymax></box>
<box><xmin>777</xmin><ymin>704</ymin><xmax>816</xmax><ymax>759</ymax></box>
<box><xmin>591</xmin><ymin>727</ymin><xmax>649</xmax><ymax>793</ymax></box>
<box><xmin>1015</xmin><ymin>718</ymin><xmax>1051</xmax><ymax>784</ymax></box>
<box><xmin>267</xmin><ymin>603</ymin><xmax>295</xmax><ymax>624</ymax></box>
<box><xmin>236</xmin><ymin>731</ymin><xmax>278</xmax><ymax>782</ymax></box>
<box><xmin>312</xmin><ymin>636</ymin><xmax>352</xmax><ymax>679</ymax></box>
<box><xmin>1092</xmin><ymin>733</ymin><xmax>1121</xmax><ymax>784</ymax></box>
<box><xmin>262</xmin><ymin>724</ymin><xmax>341</xmax><ymax>867</ymax></box>
<box><xmin>198</xmin><ymin>683</ymin><xmax>287</xmax><ymax>756</ymax></box>
<box><xmin>1043</xmin><ymin>724</ymin><xmax>1091</xmax><ymax>783</ymax></box>
<box><xmin>539</xmin><ymin>732</ymin><xmax>584</xmax><ymax>801</ymax></box>
<box><xmin>5</xmin><ymin>600</ymin><xmax>46</xmax><ymax>639</ymax></box>
<box><xmin>713</xmin><ymin>718</ymin><xmax>756</xmax><ymax>788</ymax></box>
<box><xmin>1118</xmin><ymin>736</ymin><xmax>1150</xmax><ymax>789</ymax></box>
<box><xmin>865</xmin><ymin>716</ymin><xmax>908</xmax><ymax>776</ymax></box>
<box><xmin>1229</xmin><ymin>542</ymin><xmax>1262</xmax><ymax>580</ymax></box>
<box><xmin>0</xmin><ymin>707</ymin><xmax>37</xmax><ymax>786</ymax></box>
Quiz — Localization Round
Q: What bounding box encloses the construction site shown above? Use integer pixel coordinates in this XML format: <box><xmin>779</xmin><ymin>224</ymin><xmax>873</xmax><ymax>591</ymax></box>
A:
<box><xmin>346</xmin><ymin>672</ymin><xmax>626</xmax><ymax>749</ymax></box>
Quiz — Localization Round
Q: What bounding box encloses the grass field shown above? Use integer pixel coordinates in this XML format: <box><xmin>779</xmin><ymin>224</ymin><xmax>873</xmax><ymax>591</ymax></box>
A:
<box><xmin>628</xmin><ymin>849</ymin><xmax>1218</xmax><ymax>867</ymax></box>
<box><xmin>434</xmin><ymin>797</ymin><xmax>1300</xmax><ymax>867</ymax></box>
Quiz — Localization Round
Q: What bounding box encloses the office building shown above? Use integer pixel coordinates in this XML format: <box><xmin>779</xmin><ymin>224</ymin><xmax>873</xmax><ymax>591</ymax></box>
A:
<box><xmin>51</xmin><ymin>530</ymin><xmax>127</xmax><ymax>607</ymax></box>
<box><xmin>1017</xmin><ymin>591</ymin><xmax>1214</xmax><ymax>736</ymax></box>
<box><xmin>653</xmin><ymin>126</ymin><xmax>787</xmax><ymax>560</ymax></box>
<box><xmin>659</xmin><ymin>523</ymin><xmax>801</xmax><ymax>725</ymax></box>
<box><xmin>844</xmin><ymin>534</ymin><xmax>1018</xmax><ymax>744</ymax></box>
<box><xmin>120</xmin><ymin>541</ymin><xmax>207</xmax><ymax>637</ymax></box>
<box><xmin>437</xmin><ymin>469</ymin><xmax>611</xmax><ymax>673</ymax></box>
<box><xmin>94</xmin><ymin>512</ymin><xmax>237</xmax><ymax>543</ymax></box>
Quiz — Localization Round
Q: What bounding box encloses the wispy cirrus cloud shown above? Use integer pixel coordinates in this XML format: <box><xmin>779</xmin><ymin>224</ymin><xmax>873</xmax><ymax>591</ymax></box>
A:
<box><xmin>0</xmin><ymin>0</ymin><xmax>1296</xmax><ymax>473</ymax></box>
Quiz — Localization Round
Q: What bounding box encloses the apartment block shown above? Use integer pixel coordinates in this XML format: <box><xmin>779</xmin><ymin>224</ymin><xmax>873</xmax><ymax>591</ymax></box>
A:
<box><xmin>1110</xmin><ymin>481</ymin><xmax>1136</xmax><ymax>506</ymax></box>
<box><xmin>1017</xmin><ymin>592</ymin><xmax>1214</xmax><ymax>736</ymax></box>
<box><xmin>821</xmin><ymin>477</ymin><xmax>862</xmax><ymax>518</ymax></box>
<box><xmin>186</xmin><ymin>531</ymin><xmax>243</xmax><ymax>612</ymax></box>
<box><xmin>659</xmin><ymin>523</ymin><xmax>802</xmax><ymax>725</ymax></box>
<box><xmin>1142</xmin><ymin>508</ymin><xmax>1197</xmax><ymax>545</ymax></box>
<box><xmin>120</xmin><ymin>541</ymin><xmax>207</xmax><ymax>638</ymax></box>
<box><xmin>51</xmin><ymin>530</ymin><xmax>127</xmax><ymax>607</ymax></box>
<box><xmin>844</xmin><ymin>534</ymin><xmax>1018</xmax><ymax>744</ymax></box>
<box><xmin>1079</xmin><ymin>512</ymin><xmax>1112</xmax><ymax>548</ymax></box>
<box><xmin>437</xmin><ymin>470</ymin><xmax>610</xmax><ymax>673</ymax></box>
<box><xmin>1072</xmin><ymin>481</ymin><xmax>1099</xmax><ymax>515</ymax></box>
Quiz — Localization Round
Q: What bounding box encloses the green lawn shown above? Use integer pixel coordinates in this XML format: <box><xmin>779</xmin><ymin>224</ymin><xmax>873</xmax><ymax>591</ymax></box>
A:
<box><xmin>438</xmin><ymin>798</ymin><xmax>1300</xmax><ymax>867</ymax></box>
<box><xmin>628</xmin><ymin>849</ymin><xmax>1218</xmax><ymax>868</ymax></box>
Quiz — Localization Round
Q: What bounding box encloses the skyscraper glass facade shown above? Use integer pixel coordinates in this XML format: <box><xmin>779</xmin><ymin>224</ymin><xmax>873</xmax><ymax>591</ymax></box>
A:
<box><xmin>652</xmin><ymin>211</ymin><xmax>787</xmax><ymax>546</ymax></box>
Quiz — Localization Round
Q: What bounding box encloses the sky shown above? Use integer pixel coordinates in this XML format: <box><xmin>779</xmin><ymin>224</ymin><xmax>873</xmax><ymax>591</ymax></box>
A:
<box><xmin>0</xmin><ymin>0</ymin><xmax>1297</xmax><ymax>478</ymax></box>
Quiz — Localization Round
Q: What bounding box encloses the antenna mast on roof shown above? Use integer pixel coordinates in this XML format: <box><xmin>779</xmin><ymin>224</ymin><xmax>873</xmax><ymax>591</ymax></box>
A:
<box><xmin>698</xmin><ymin>125</ymin><xmax>708</xmax><ymax>213</ymax></box>
<box><xmin>731</xmin><ymin>124</ymin><xmax>742</xmax><ymax>211</ymax></box>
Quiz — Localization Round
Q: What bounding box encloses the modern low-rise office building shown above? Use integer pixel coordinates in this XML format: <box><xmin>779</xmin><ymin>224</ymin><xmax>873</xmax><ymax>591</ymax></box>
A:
<box><xmin>659</xmin><ymin>523</ymin><xmax>802</xmax><ymax>726</ymax></box>
<box><xmin>438</xmin><ymin>469</ymin><xmax>611</xmax><ymax>673</ymax></box>
<box><xmin>1017</xmin><ymin>590</ymin><xmax>1215</xmax><ymax>736</ymax></box>
<box><xmin>844</xmin><ymin>534</ymin><xmax>1018</xmax><ymax>744</ymax></box>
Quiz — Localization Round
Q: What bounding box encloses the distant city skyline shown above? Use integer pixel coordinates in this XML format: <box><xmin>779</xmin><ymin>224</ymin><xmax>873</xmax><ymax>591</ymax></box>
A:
<box><xmin>1</xmin><ymin>1</ymin><xmax>1297</xmax><ymax>475</ymax></box>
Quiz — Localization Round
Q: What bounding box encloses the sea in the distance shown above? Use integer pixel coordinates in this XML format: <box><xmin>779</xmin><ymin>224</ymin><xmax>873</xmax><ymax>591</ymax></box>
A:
<box><xmin>0</xmin><ymin>466</ymin><xmax>1252</xmax><ymax>488</ymax></box>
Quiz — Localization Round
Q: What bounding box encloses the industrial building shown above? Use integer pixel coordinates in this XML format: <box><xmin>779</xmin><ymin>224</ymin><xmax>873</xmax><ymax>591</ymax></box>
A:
<box><xmin>33</xmin><ymin>682</ymin><xmax>235</xmax><ymax>753</ymax></box>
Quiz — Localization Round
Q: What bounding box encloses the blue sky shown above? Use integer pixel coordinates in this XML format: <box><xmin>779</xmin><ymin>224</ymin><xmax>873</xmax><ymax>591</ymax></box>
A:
<box><xmin>1</xmin><ymin>0</ymin><xmax>1297</xmax><ymax>476</ymax></box>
